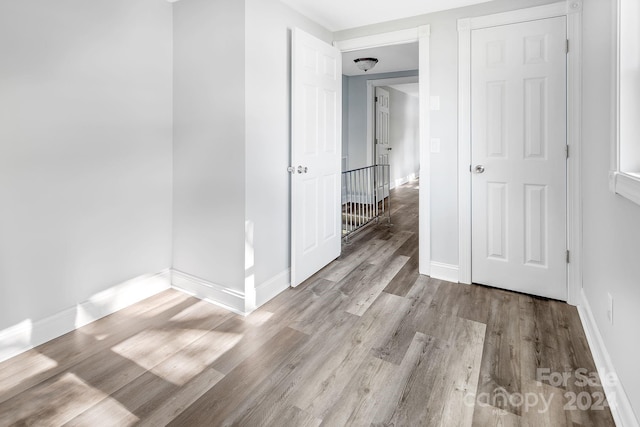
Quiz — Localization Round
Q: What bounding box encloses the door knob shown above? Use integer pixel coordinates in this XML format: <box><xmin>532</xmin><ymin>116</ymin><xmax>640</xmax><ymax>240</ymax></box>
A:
<box><xmin>473</xmin><ymin>165</ymin><xmax>485</xmax><ymax>174</ymax></box>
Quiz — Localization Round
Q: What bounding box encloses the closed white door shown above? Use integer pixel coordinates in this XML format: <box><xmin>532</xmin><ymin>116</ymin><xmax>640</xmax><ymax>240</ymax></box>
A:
<box><xmin>375</xmin><ymin>87</ymin><xmax>391</xmax><ymax>165</ymax></box>
<box><xmin>291</xmin><ymin>28</ymin><xmax>342</xmax><ymax>287</ymax></box>
<box><xmin>471</xmin><ymin>17</ymin><xmax>567</xmax><ymax>300</ymax></box>
<box><xmin>375</xmin><ymin>87</ymin><xmax>391</xmax><ymax>199</ymax></box>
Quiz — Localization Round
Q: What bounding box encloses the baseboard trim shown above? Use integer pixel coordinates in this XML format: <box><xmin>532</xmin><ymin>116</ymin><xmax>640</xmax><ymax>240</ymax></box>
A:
<box><xmin>391</xmin><ymin>173</ymin><xmax>418</xmax><ymax>190</ymax></box>
<box><xmin>578</xmin><ymin>289</ymin><xmax>639</xmax><ymax>427</ymax></box>
<box><xmin>171</xmin><ymin>270</ymin><xmax>246</xmax><ymax>316</ymax></box>
<box><xmin>256</xmin><ymin>269</ymin><xmax>290</xmax><ymax>308</ymax></box>
<box><xmin>430</xmin><ymin>261</ymin><xmax>459</xmax><ymax>283</ymax></box>
<box><xmin>0</xmin><ymin>269</ymin><xmax>171</xmax><ymax>364</ymax></box>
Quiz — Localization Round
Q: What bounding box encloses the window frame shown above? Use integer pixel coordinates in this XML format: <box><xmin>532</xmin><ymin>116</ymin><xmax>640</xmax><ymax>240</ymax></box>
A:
<box><xmin>611</xmin><ymin>0</ymin><xmax>640</xmax><ymax>205</ymax></box>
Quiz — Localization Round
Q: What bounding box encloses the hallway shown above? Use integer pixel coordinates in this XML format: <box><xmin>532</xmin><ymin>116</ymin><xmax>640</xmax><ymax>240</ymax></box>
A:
<box><xmin>0</xmin><ymin>181</ymin><xmax>614</xmax><ymax>426</ymax></box>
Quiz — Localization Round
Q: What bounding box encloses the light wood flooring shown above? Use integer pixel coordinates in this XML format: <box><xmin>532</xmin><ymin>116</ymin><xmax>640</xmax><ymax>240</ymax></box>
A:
<box><xmin>0</xmin><ymin>181</ymin><xmax>615</xmax><ymax>426</ymax></box>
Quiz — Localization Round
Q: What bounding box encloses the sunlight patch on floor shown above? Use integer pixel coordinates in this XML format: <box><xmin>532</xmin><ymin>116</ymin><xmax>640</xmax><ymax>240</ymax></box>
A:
<box><xmin>246</xmin><ymin>310</ymin><xmax>274</xmax><ymax>326</ymax></box>
<box><xmin>0</xmin><ymin>373</ymin><xmax>138</xmax><ymax>426</ymax></box>
<box><xmin>150</xmin><ymin>331</ymin><xmax>241</xmax><ymax>386</ymax></box>
<box><xmin>0</xmin><ymin>351</ymin><xmax>58</xmax><ymax>396</ymax></box>
<box><xmin>111</xmin><ymin>329</ymin><xmax>205</xmax><ymax>372</ymax></box>
<box><xmin>112</xmin><ymin>328</ymin><xmax>241</xmax><ymax>386</ymax></box>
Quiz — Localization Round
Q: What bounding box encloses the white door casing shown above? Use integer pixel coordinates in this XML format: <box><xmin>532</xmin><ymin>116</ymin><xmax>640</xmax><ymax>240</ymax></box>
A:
<box><xmin>470</xmin><ymin>16</ymin><xmax>568</xmax><ymax>300</ymax></box>
<box><xmin>335</xmin><ymin>25</ymin><xmax>432</xmax><ymax>278</ymax></box>
<box><xmin>291</xmin><ymin>28</ymin><xmax>342</xmax><ymax>287</ymax></box>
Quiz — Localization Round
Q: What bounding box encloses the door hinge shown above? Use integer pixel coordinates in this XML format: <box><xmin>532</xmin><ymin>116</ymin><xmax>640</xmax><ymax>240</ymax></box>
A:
<box><xmin>375</xmin><ymin>96</ymin><xmax>379</xmax><ymax>102</ymax></box>
<box><xmin>566</xmin><ymin>39</ymin><xmax>569</xmax><ymax>54</ymax></box>
<box><xmin>566</xmin><ymin>250</ymin><xmax>570</xmax><ymax>263</ymax></box>
<box><xmin>566</xmin><ymin>145</ymin><xmax>569</xmax><ymax>159</ymax></box>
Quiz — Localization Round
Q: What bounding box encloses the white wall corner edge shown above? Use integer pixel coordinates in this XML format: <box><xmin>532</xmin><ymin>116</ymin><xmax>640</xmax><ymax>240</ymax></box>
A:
<box><xmin>577</xmin><ymin>289</ymin><xmax>640</xmax><ymax>427</ymax></box>
<box><xmin>255</xmin><ymin>268</ymin><xmax>291</xmax><ymax>308</ymax></box>
<box><xmin>429</xmin><ymin>261</ymin><xmax>460</xmax><ymax>283</ymax></box>
<box><xmin>0</xmin><ymin>269</ymin><xmax>172</xmax><ymax>364</ymax></box>
<box><xmin>171</xmin><ymin>270</ymin><xmax>247</xmax><ymax>316</ymax></box>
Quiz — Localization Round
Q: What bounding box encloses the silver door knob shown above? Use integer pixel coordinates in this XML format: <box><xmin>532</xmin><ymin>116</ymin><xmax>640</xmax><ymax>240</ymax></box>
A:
<box><xmin>474</xmin><ymin>165</ymin><xmax>485</xmax><ymax>174</ymax></box>
<box><xmin>297</xmin><ymin>165</ymin><xmax>308</xmax><ymax>174</ymax></box>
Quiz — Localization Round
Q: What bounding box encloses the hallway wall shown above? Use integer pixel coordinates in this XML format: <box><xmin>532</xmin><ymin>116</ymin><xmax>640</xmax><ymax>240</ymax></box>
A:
<box><xmin>342</xmin><ymin>70</ymin><xmax>419</xmax><ymax>170</ymax></box>
<box><xmin>387</xmin><ymin>86</ymin><xmax>420</xmax><ymax>187</ymax></box>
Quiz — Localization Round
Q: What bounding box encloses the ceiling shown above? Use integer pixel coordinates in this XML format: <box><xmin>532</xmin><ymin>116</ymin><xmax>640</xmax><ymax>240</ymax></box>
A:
<box><xmin>342</xmin><ymin>43</ymin><xmax>418</xmax><ymax>76</ymax></box>
<box><xmin>280</xmin><ymin>0</ymin><xmax>494</xmax><ymax>32</ymax></box>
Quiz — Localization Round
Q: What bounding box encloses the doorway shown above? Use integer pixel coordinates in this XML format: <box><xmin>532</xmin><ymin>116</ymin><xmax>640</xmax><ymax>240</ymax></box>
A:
<box><xmin>336</xmin><ymin>26</ymin><xmax>432</xmax><ymax>276</ymax></box>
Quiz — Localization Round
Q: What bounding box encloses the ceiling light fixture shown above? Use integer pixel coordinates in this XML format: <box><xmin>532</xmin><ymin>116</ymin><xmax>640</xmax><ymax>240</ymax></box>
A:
<box><xmin>354</xmin><ymin>57</ymin><xmax>379</xmax><ymax>72</ymax></box>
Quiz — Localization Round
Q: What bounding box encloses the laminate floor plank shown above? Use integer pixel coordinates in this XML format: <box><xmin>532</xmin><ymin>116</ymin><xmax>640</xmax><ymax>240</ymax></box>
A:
<box><xmin>166</xmin><ymin>327</ymin><xmax>308</xmax><ymax>426</ymax></box>
<box><xmin>0</xmin><ymin>180</ymin><xmax>614</xmax><ymax>427</ymax></box>
<box><xmin>371</xmin><ymin>276</ymin><xmax>440</xmax><ymax>365</ymax></box>
<box><xmin>477</xmin><ymin>292</ymin><xmax>524</xmax><ymax>416</ymax></box>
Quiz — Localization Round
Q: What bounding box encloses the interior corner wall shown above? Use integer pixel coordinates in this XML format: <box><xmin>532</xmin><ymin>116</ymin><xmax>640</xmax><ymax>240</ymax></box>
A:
<box><xmin>386</xmin><ymin>86</ymin><xmax>420</xmax><ymax>187</ymax></box>
<box><xmin>0</xmin><ymin>0</ymin><xmax>173</xmax><ymax>333</ymax></box>
<box><xmin>581</xmin><ymin>0</ymin><xmax>640</xmax><ymax>418</ymax></box>
<box><xmin>335</xmin><ymin>0</ymin><xmax>560</xmax><ymax>267</ymax></box>
<box><xmin>344</xmin><ymin>70</ymin><xmax>419</xmax><ymax>171</ymax></box>
<box><xmin>244</xmin><ymin>0</ymin><xmax>332</xmax><ymax>291</ymax></box>
<box><xmin>172</xmin><ymin>0</ymin><xmax>246</xmax><ymax>292</ymax></box>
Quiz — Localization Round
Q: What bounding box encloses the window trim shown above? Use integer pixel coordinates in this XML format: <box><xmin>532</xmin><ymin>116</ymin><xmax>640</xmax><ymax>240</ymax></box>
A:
<box><xmin>610</xmin><ymin>0</ymin><xmax>640</xmax><ymax>205</ymax></box>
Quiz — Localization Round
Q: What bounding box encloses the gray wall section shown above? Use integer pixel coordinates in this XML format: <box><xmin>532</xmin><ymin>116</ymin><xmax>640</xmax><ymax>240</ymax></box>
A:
<box><xmin>172</xmin><ymin>0</ymin><xmax>246</xmax><ymax>291</ymax></box>
<box><xmin>0</xmin><ymin>0</ymin><xmax>174</xmax><ymax>330</ymax></box>
<box><xmin>244</xmin><ymin>0</ymin><xmax>332</xmax><ymax>289</ymax></box>
<box><xmin>343</xmin><ymin>70</ymin><xmax>419</xmax><ymax>170</ymax></box>
<box><xmin>387</xmin><ymin>87</ymin><xmax>420</xmax><ymax>186</ymax></box>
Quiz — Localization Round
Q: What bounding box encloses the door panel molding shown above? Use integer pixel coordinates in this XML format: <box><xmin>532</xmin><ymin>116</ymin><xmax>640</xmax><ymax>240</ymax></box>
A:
<box><xmin>457</xmin><ymin>0</ymin><xmax>583</xmax><ymax>305</ymax></box>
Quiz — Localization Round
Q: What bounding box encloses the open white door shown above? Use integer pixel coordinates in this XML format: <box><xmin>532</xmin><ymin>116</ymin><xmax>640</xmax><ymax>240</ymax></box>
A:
<box><xmin>291</xmin><ymin>28</ymin><xmax>342</xmax><ymax>287</ymax></box>
<box><xmin>471</xmin><ymin>17</ymin><xmax>567</xmax><ymax>300</ymax></box>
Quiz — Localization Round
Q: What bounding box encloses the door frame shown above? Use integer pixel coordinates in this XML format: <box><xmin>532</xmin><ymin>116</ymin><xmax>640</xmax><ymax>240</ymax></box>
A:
<box><xmin>457</xmin><ymin>0</ymin><xmax>583</xmax><ymax>305</ymax></box>
<box><xmin>335</xmin><ymin>26</ymin><xmax>432</xmax><ymax>276</ymax></box>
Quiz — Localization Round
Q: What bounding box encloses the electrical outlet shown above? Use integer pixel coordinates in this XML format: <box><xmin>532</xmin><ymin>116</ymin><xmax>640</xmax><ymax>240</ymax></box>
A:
<box><xmin>607</xmin><ymin>293</ymin><xmax>614</xmax><ymax>325</ymax></box>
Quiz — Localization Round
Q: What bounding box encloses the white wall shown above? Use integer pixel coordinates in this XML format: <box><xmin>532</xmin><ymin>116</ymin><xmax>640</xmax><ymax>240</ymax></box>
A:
<box><xmin>0</xmin><ymin>0</ymin><xmax>173</xmax><ymax>332</ymax></box>
<box><xmin>172</xmin><ymin>0</ymin><xmax>246</xmax><ymax>292</ymax></box>
<box><xmin>387</xmin><ymin>86</ymin><xmax>420</xmax><ymax>187</ymax></box>
<box><xmin>244</xmin><ymin>0</ymin><xmax>333</xmax><ymax>295</ymax></box>
<box><xmin>343</xmin><ymin>70</ymin><xmax>419</xmax><ymax>170</ymax></box>
<box><xmin>582</xmin><ymin>0</ymin><xmax>640</xmax><ymax>418</ymax></box>
<box><xmin>336</xmin><ymin>0</ymin><xmax>560</xmax><ymax>266</ymax></box>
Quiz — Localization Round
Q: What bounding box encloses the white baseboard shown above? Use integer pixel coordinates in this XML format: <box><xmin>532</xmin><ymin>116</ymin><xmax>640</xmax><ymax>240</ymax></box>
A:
<box><xmin>256</xmin><ymin>269</ymin><xmax>290</xmax><ymax>308</ymax></box>
<box><xmin>171</xmin><ymin>270</ymin><xmax>246</xmax><ymax>316</ymax></box>
<box><xmin>430</xmin><ymin>261</ymin><xmax>459</xmax><ymax>283</ymax></box>
<box><xmin>578</xmin><ymin>289</ymin><xmax>639</xmax><ymax>427</ymax></box>
<box><xmin>391</xmin><ymin>172</ymin><xmax>418</xmax><ymax>190</ymax></box>
<box><xmin>0</xmin><ymin>269</ymin><xmax>171</xmax><ymax>364</ymax></box>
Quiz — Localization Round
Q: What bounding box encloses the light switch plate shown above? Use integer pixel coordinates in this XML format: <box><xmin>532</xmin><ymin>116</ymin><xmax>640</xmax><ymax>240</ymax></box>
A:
<box><xmin>430</xmin><ymin>96</ymin><xmax>441</xmax><ymax>111</ymax></box>
<box><xmin>431</xmin><ymin>138</ymin><xmax>441</xmax><ymax>153</ymax></box>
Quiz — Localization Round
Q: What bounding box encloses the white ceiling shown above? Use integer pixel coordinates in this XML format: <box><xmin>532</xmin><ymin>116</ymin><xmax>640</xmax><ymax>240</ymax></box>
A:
<box><xmin>280</xmin><ymin>0</ymin><xmax>494</xmax><ymax>32</ymax></box>
<box><xmin>342</xmin><ymin>42</ymin><xmax>418</xmax><ymax>76</ymax></box>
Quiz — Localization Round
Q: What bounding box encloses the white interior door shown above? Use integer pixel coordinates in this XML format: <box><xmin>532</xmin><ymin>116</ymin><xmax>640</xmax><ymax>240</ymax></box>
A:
<box><xmin>471</xmin><ymin>16</ymin><xmax>567</xmax><ymax>300</ymax></box>
<box><xmin>375</xmin><ymin>87</ymin><xmax>391</xmax><ymax>165</ymax></box>
<box><xmin>291</xmin><ymin>28</ymin><xmax>342</xmax><ymax>287</ymax></box>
